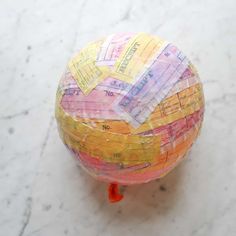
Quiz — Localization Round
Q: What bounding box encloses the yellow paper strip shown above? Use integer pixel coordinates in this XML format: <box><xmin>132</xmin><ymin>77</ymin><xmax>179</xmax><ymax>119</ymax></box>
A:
<box><xmin>112</xmin><ymin>33</ymin><xmax>166</xmax><ymax>83</ymax></box>
<box><xmin>56</xmin><ymin>106</ymin><xmax>160</xmax><ymax>164</ymax></box>
<box><xmin>68</xmin><ymin>40</ymin><xmax>110</xmax><ymax>95</ymax></box>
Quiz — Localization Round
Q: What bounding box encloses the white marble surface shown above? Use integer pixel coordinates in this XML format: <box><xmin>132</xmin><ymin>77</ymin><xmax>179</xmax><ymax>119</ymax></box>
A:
<box><xmin>0</xmin><ymin>0</ymin><xmax>236</xmax><ymax>235</ymax></box>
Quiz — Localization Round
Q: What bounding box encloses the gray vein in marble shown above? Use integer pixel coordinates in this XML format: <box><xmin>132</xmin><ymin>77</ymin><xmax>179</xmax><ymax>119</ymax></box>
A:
<box><xmin>0</xmin><ymin>109</ymin><xmax>30</xmax><ymax>120</ymax></box>
<box><xmin>69</xmin><ymin>0</ymin><xmax>87</xmax><ymax>54</ymax></box>
<box><xmin>18</xmin><ymin>197</ymin><xmax>32</xmax><ymax>236</ymax></box>
<box><xmin>120</xmin><ymin>5</ymin><xmax>132</xmax><ymax>22</ymax></box>
<box><xmin>191</xmin><ymin>198</ymin><xmax>236</xmax><ymax>235</ymax></box>
<box><xmin>40</xmin><ymin>116</ymin><xmax>54</xmax><ymax>158</ymax></box>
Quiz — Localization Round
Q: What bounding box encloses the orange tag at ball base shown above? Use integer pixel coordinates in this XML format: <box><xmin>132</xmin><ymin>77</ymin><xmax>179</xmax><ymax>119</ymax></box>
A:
<box><xmin>55</xmin><ymin>32</ymin><xmax>204</xmax><ymax>203</ymax></box>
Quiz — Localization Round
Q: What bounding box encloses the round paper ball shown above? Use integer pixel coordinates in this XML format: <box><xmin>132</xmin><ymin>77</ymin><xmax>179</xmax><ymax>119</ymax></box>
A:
<box><xmin>55</xmin><ymin>32</ymin><xmax>204</xmax><ymax>185</ymax></box>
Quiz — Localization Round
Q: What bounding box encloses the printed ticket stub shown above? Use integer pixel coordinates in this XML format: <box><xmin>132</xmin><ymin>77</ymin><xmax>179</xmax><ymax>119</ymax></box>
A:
<box><xmin>140</xmin><ymin>108</ymin><xmax>203</xmax><ymax>147</ymax></box>
<box><xmin>114</xmin><ymin>44</ymin><xmax>189</xmax><ymax>127</ymax></box>
<box><xmin>68</xmin><ymin>40</ymin><xmax>110</xmax><ymax>95</ymax></box>
<box><xmin>138</xmin><ymin>125</ymin><xmax>200</xmax><ymax>179</ymax></box>
<box><xmin>57</xmin><ymin>113</ymin><xmax>161</xmax><ymax>164</ymax></box>
<box><xmin>96</xmin><ymin>77</ymin><xmax>131</xmax><ymax>95</ymax></box>
<box><xmin>112</xmin><ymin>33</ymin><xmax>167</xmax><ymax>83</ymax></box>
<box><xmin>166</xmin><ymin>65</ymin><xmax>200</xmax><ymax>98</ymax></box>
<box><xmin>61</xmin><ymin>86</ymin><xmax>124</xmax><ymax>120</ymax></box>
<box><xmin>96</xmin><ymin>33</ymin><xmax>135</xmax><ymax>66</ymax></box>
<box><xmin>61</xmin><ymin>130</ymin><xmax>160</xmax><ymax>165</ymax></box>
<box><xmin>145</xmin><ymin>83</ymin><xmax>204</xmax><ymax>130</ymax></box>
<box><xmin>57</xmin><ymin>83</ymin><xmax>204</xmax><ymax>136</ymax></box>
